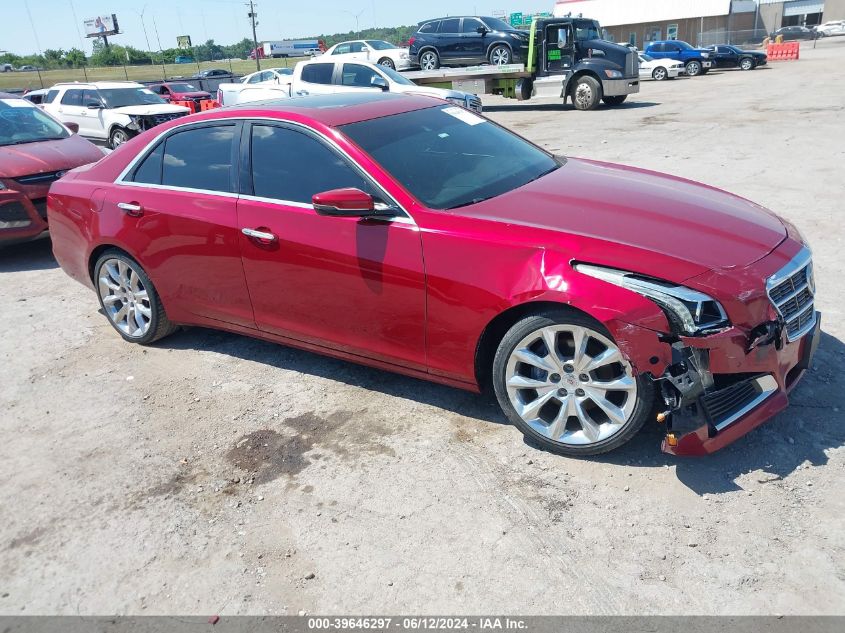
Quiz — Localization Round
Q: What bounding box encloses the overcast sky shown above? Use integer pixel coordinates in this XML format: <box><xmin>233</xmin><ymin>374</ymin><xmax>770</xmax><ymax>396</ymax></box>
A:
<box><xmin>4</xmin><ymin>0</ymin><xmax>557</xmax><ymax>55</ymax></box>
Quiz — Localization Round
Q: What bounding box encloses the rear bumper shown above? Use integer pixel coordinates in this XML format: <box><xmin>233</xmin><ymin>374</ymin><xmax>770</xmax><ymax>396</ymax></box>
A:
<box><xmin>0</xmin><ymin>189</ymin><xmax>48</xmax><ymax>244</ymax></box>
<box><xmin>661</xmin><ymin>312</ymin><xmax>821</xmax><ymax>456</ymax></box>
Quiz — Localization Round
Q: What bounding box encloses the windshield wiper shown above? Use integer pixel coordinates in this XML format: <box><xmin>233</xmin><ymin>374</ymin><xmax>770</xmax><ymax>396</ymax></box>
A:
<box><xmin>1</xmin><ymin>137</ymin><xmax>64</xmax><ymax>146</ymax></box>
<box><xmin>445</xmin><ymin>196</ymin><xmax>496</xmax><ymax>210</ymax></box>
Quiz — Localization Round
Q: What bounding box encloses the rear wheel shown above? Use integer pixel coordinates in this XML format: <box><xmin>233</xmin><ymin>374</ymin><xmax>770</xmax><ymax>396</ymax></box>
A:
<box><xmin>652</xmin><ymin>66</ymin><xmax>668</xmax><ymax>81</ymax></box>
<box><xmin>740</xmin><ymin>57</ymin><xmax>755</xmax><ymax>71</ymax></box>
<box><xmin>602</xmin><ymin>95</ymin><xmax>627</xmax><ymax>106</ymax></box>
<box><xmin>685</xmin><ymin>60</ymin><xmax>702</xmax><ymax>76</ymax></box>
<box><xmin>571</xmin><ymin>75</ymin><xmax>602</xmax><ymax>111</ymax></box>
<box><xmin>489</xmin><ymin>45</ymin><xmax>511</xmax><ymax>66</ymax></box>
<box><xmin>492</xmin><ymin>310</ymin><xmax>654</xmax><ymax>456</ymax></box>
<box><xmin>378</xmin><ymin>57</ymin><xmax>395</xmax><ymax>70</ymax></box>
<box><xmin>419</xmin><ymin>50</ymin><xmax>439</xmax><ymax>71</ymax></box>
<box><xmin>94</xmin><ymin>250</ymin><xmax>177</xmax><ymax>345</ymax></box>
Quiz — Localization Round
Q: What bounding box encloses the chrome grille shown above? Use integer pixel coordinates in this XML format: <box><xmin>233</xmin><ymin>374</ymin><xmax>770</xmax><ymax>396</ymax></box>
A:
<box><xmin>766</xmin><ymin>248</ymin><xmax>816</xmax><ymax>342</ymax></box>
<box><xmin>467</xmin><ymin>96</ymin><xmax>483</xmax><ymax>113</ymax></box>
<box><xmin>626</xmin><ymin>51</ymin><xmax>638</xmax><ymax>77</ymax></box>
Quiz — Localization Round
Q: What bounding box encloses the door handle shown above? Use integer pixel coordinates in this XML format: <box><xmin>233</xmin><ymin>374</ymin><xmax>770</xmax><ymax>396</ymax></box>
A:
<box><xmin>242</xmin><ymin>227</ymin><xmax>277</xmax><ymax>242</ymax></box>
<box><xmin>117</xmin><ymin>202</ymin><xmax>143</xmax><ymax>217</ymax></box>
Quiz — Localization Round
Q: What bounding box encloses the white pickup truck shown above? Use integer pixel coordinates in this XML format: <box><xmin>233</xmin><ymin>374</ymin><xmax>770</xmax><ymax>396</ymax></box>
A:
<box><xmin>217</xmin><ymin>59</ymin><xmax>482</xmax><ymax>111</ymax></box>
<box><xmin>216</xmin><ymin>68</ymin><xmax>294</xmax><ymax>106</ymax></box>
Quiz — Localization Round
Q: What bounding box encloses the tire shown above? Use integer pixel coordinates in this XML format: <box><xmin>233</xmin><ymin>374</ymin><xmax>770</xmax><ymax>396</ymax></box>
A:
<box><xmin>685</xmin><ymin>60</ymin><xmax>702</xmax><ymax>76</ymax></box>
<box><xmin>740</xmin><ymin>57</ymin><xmax>755</xmax><ymax>71</ymax></box>
<box><xmin>109</xmin><ymin>127</ymin><xmax>130</xmax><ymax>149</ymax></box>
<box><xmin>492</xmin><ymin>309</ymin><xmax>654</xmax><ymax>456</ymax></box>
<box><xmin>419</xmin><ymin>50</ymin><xmax>439</xmax><ymax>71</ymax></box>
<box><xmin>571</xmin><ymin>75</ymin><xmax>602</xmax><ymax>110</ymax></box>
<box><xmin>652</xmin><ymin>67</ymin><xmax>668</xmax><ymax>81</ymax></box>
<box><xmin>378</xmin><ymin>57</ymin><xmax>395</xmax><ymax>70</ymax></box>
<box><xmin>94</xmin><ymin>250</ymin><xmax>177</xmax><ymax>345</ymax></box>
<box><xmin>602</xmin><ymin>95</ymin><xmax>627</xmax><ymax>106</ymax></box>
<box><xmin>489</xmin><ymin>44</ymin><xmax>511</xmax><ymax>66</ymax></box>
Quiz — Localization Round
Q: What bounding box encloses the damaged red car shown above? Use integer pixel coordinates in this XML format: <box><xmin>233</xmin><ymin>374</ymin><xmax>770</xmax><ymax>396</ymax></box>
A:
<box><xmin>47</xmin><ymin>93</ymin><xmax>820</xmax><ymax>456</ymax></box>
<box><xmin>1</xmin><ymin>92</ymin><xmax>104</xmax><ymax>245</ymax></box>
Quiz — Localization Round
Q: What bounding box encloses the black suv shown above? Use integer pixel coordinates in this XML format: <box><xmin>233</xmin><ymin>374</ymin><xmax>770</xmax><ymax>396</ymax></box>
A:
<box><xmin>409</xmin><ymin>16</ymin><xmax>530</xmax><ymax>70</ymax></box>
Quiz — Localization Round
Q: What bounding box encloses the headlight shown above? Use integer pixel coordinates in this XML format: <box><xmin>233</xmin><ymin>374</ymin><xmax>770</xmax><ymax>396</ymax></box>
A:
<box><xmin>126</xmin><ymin>115</ymin><xmax>142</xmax><ymax>131</ymax></box>
<box><xmin>701</xmin><ymin>52</ymin><xmax>710</xmax><ymax>58</ymax></box>
<box><xmin>574</xmin><ymin>264</ymin><xmax>729</xmax><ymax>336</ymax></box>
<box><xmin>604</xmin><ymin>69</ymin><xmax>623</xmax><ymax>79</ymax></box>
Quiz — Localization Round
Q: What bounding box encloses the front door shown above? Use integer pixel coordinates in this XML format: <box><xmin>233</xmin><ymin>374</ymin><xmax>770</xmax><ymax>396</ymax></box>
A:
<box><xmin>460</xmin><ymin>18</ymin><xmax>487</xmax><ymax>62</ymax></box>
<box><xmin>236</xmin><ymin>121</ymin><xmax>426</xmax><ymax>370</ymax></box>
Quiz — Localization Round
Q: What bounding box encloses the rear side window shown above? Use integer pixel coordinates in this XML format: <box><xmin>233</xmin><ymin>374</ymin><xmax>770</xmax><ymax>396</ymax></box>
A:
<box><xmin>440</xmin><ymin>18</ymin><xmax>460</xmax><ymax>33</ymax></box>
<box><xmin>333</xmin><ymin>43</ymin><xmax>351</xmax><ymax>55</ymax></box>
<box><xmin>131</xmin><ymin>143</ymin><xmax>164</xmax><ymax>185</ymax></box>
<box><xmin>301</xmin><ymin>63</ymin><xmax>334</xmax><ymax>84</ymax></box>
<box><xmin>250</xmin><ymin>124</ymin><xmax>371</xmax><ymax>204</ymax></box>
<box><xmin>160</xmin><ymin>125</ymin><xmax>236</xmax><ymax>192</ymax></box>
<box><xmin>60</xmin><ymin>89</ymin><xmax>83</xmax><ymax>106</ymax></box>
<box><xmin>418</xmin><ymin>21</ymin><xmax>438</xmax><ymax>34</ymax></box>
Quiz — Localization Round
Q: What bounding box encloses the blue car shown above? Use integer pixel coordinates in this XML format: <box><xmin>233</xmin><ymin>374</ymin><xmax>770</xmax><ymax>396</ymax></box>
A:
<box><xmin>409</xmin><ymin>16</ymin><xmax>530</xmax><ymax>70</ymax></box>
<box><xmin>644</xmin><ymin>40</ymin><xmax>713</xmax><ymax>76</ymax></box>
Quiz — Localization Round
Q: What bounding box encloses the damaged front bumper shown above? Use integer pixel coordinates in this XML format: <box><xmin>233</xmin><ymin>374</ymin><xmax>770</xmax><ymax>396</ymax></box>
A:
<box><xmin>656</xmin><ymin>312</ymin><xmax>820</xmax><ymax>456</ymax></box>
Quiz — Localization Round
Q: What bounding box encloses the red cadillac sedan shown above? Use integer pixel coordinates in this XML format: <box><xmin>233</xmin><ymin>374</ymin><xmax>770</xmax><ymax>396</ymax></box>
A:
<box><xmin>47</xmin><ymin>93</ymin><xmax>819</xmax><ymax>457</ymax></box>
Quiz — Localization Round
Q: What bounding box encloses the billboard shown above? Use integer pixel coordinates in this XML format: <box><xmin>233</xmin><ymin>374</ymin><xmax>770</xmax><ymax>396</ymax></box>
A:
<box><xmin>177</xmin><ymin>35</ymin><xmax>192</xmax><ymax>49</ymax></box>
<box><xmin>84</xmin><ymin>14</ymin><xmax>119</xmax><ymax>38</ymax></box>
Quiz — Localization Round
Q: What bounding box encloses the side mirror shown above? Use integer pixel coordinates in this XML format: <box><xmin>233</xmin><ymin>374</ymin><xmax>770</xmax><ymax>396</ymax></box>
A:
<box><xmin>370</xmin><ymin>76</ymin><xmax>389</xmax><ymax>91</ymax></box>
<box><xmin>476</xmin><ymin>26</ymin><xmax>488</xmax><ymax>35</ymax></box>
<box><xmin>65</xmin><ymin>122</ymin><xmax>79</xmax><ymax>134</ymax></box>
<box><xmin>312</xmin><ymin>188</ymin><xmax>375</xmax><ymax>217</ymax></box>
<box><xmin>86</xmin><ymin>102</ymin><xmax>103</xmax><ymax>109</ymax></box>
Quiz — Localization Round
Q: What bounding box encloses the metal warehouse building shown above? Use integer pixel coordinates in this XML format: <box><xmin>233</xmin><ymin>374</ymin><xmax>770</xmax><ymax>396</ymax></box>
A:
<box><xmin>553</xmin><ymin>0</ymin><xmax>845</xmax><ymax>47</ymax></box>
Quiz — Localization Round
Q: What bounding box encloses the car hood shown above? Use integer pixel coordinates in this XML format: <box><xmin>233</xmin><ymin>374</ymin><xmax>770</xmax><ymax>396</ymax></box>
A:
<box><xmin>459</xmin><ymin>158</ymin><xmax>786</xmax><ymax>280</ymax></box>
<box><xmin>112</xmin><ymin>104</ymin><xmax>190</xmax><ymax>116</ymax></box>
<box><xmin>395</xmin><ymin>84</ymin><xmax>465</xmax><ymax>100</ymax></box>
<box><xmin>0</xmin><ymin>134</ymin><xmax>104</xmax><ymax>179</ymax></box>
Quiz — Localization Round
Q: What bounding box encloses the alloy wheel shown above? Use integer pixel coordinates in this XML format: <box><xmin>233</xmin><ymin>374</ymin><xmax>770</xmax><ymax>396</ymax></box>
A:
<box><xmin>574</xmin><ymin>83</ymin><xmax>593</xmax><ymax>108</ymax></box>
<box><xmin>741</xmin><ymin>58</ymin><xmax>753</xmax><ymax>70</ymax></box>
<box><xmin>653</xmin><ymin>67</ymin><xmax>667</xmax><ymax>80</ymax></box>
<box><xmin>97</xmin><ymin>258</ymin><xmax>152</xmax><ymax>338</ymax></box>
<box><xmin>491</xmin><ymin>47</ymin><xmax>510</xmax><ymax>65</ymax></box>
<box><xmin>504</xmin><ymin>324</ymin><xmax>637</xmax><ymax>445</ymax></box>
<box><xmin>420</xmin><ymin>52</ymin><xmax>437</xmax><ymax>71</ymax></box>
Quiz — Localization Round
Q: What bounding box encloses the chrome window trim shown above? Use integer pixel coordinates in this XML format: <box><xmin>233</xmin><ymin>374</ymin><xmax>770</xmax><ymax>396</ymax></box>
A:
<box><xmin>765</xmin><ymin>246</ymin><xmax>816</xmax><ymax>342</ymax></box>
<box><xmin>714</xmin><ymin>375</ymin><xmax>778</xmax><ymax>431</ymax></box>
<box><xmin>113</xmin><ymin>115</ymin><xmax>416</xmax><ymax>226</ymax></box>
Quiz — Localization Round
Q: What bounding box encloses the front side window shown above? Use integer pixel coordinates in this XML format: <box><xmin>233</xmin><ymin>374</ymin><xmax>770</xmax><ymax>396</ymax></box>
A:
<box><xmin>341</xmin><ymin>105</ymin><xmax>559</xmax><ymax>210</ymax></box>
<box><xmin>250</xmin><ymin>124</ymin><xmax>371</xmax><ymax>204</ymax></box>
<box><xmin>341</xmin><ymin>63</ymin><xmax>381</xmax><ymax>88</ymax></box>
<box><xmin>159</xmin><ymin>125</ymin><xmax>235</xmax><ymax>192</ymax></box>
<box><xmin>60</xmin><ymin>89</ymin><xmax>83</xmax><ymax>106</ymax></box>
<box><xmin>300</xmin><ymin>63</ymin><xmax>334</xmax><ymax>85</ymax></box>
<box><xmin>462</xmin><ymin>19</ymin><xmax>483</xmax><ymax>34</ymax></box>
<box><xmin>247</xmin><ymin>73</ymin><xmax>263</xmax><ymax>84</ymax></box>
<box><xmin>483</xmin><ymin>17</ymin><xmax>513</xmax><ymax>32</ymax></box>
<box><xmin>82</xmin><ymin>89</ymin><xmax>102</xmax><ymax>107</ymax></box>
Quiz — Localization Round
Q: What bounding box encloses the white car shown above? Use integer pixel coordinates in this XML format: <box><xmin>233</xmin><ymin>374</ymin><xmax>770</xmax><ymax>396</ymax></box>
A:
<box><xmin>291</xmin><ymin>59</ymin><xmax>481</xmax><ymax>112</ymax></box>
<box><xmin>240</xmin><ymin>67</ymin><xmax>294</xmax><ymax>87</ymax></box>
<box><xmin>217</xmin><ymin>83</ymin><xmax>290</xmax><ymax>106</ymax></box>
<box><xmin>42</xmin><ymin>82</ymin><xmax>190</xmax><ymax>148</ymax></box>
<box><xmin>323</xmin><ymin>40</ymin><xmax>411</xmax><ymax>70</ymax></box>
<box><xmin>815</xmin><ymin>20</ymin><xmax>845</xmax><ymax>37</ymax></box>
<box><xmin>638</xmin><ymin>54</ymin><xmax>685</xmax><ymax>81</ymax></box>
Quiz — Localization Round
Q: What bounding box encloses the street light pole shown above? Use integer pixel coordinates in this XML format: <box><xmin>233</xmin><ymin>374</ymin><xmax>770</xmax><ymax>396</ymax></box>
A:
<box><xmin>132</xmin><ymin>6</ymin><xmax>154</xmax><ymax>65</ymax></box>
<box><xmin>247</xmin><ymin>0</ymin><xmax>261</xmax><ymax>71</ymax></box>
<box><xmin>342</xmin><ymin>9</ymin><xmax>366</xmax><ymax>38</ymax></box>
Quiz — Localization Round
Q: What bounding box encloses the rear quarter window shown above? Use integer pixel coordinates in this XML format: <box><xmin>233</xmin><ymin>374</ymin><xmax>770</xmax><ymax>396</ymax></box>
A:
<box><xmin>300</xmin><ymin>63</ymin><xmax>334</xmax><ymax>84</ymax></box>
<box><xmin>418</xmin><ymin>21</ymin><xmax>438</xmax><ymax>34</ymax></box>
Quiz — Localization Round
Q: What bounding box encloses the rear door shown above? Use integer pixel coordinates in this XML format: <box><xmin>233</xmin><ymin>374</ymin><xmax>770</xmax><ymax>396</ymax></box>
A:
<box><xmin>80</xmin><ymin>89</ymin><xmax>107</xmax><ymax>138</ymax></box>
<box><xmin>437</xmin><ymin>18</ymin><xmax>462</xmax><ymax>61</ymax></box>
<box><xmin>295</xmin><ymin>62</ymin><xmax>337</xmax><ymax>95</ymax></box>
<box><xmin>235</xmin><ymin>121</ymin><xmax>426</xmax><ymax>369</ymax></box>
<box><xmin>54</xmin><ymin>89</ymin><xmax>88</xmax><ymax>134</ymax></box>
<box><xmin>109</xmin><ymin>121</ymin><xmax>254</xmax><ymax>327</ymax></box>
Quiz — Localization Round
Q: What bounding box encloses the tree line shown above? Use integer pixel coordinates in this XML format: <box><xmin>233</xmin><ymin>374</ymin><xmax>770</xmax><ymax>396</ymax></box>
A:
<box><xmin>0</xmin><ymin>26</ymin><xmax>418</xmax><ymax>69</ymax></box>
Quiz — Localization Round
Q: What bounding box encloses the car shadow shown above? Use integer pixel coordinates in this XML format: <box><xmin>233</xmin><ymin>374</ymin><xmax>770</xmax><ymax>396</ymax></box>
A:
<box><xmin>482</xmin><ymin>101</ymin><xmax>660</xmax><ymax>113</ymax></box>
<box><xmin>0</xmin><ymin>237</ymin><xmax>58</xmax><ymax>272</ymax></box>
<box><xmin>155</xmin><ymin>325</ymin><xmax>844</xmax><ymax>494</ymax></box>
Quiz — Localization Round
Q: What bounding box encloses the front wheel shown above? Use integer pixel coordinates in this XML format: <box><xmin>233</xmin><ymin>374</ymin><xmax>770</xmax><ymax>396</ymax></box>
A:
<box><xmin>378</xmin><ymin>57</ymin><xmax>395</xmax><ymax>70</ymax></box>
<box><xmin>94</xmin><ymin>250</ymin><xmax>177</xmax><ymax>345</ymax></box>
<box><xmin>602</xmin><ymin>95</ymin><xmax>627</xmax><ymax>106</ymax></box>
<box><xmin>685</xmin><ymin>60</ymin><xmax>702</xmax><ymax>76</ymax></box>
<box><xmin>571</xmin><ymin>75</ymin><xmax>602</xmax><ymax>110</ymax></box>
<box><xmin>740</xmin><ymin>57</ymin><xmax>755</xmax><ymax>71</ymax></box>
<box><xmin>489</xmin><ymin>45</ymin><xmax>511</xmax><ymax>66</ymax></box>
<box><xmin>418</xmin><ymin>50</ymin><xmax>439</xmax><ymax>71</ymax></box>
<box><xmin>652</xmin><ymin>67</ymin><xmax>668</xmax><ymax>81</ymax></box>
<box><xmin>109</xmin><ymin>127</ymin><xmax>130</xmax><ymax>149</ymax></box>
<box><xmin>492</xmin><ymin>310</ymin><xmax>654</xmax><ymax>456</ymax></box>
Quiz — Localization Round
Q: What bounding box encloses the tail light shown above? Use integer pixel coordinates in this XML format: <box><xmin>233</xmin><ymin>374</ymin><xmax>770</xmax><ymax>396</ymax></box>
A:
<box><xmin>408</xmin><ymin>37</ymin><xmax>416</xmax><ymax>48</ymax></box>
<box><xmin>217</xmin><ymin>88</ymin><xmax>223</xmax><ymax>104</ymax></box>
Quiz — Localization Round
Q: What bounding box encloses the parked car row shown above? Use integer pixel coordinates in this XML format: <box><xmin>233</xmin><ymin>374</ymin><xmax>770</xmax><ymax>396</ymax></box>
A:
<box><xmin>640</xmin><ymin>40</ymin><xmax>768</xmax><ymax>78</ymax></box>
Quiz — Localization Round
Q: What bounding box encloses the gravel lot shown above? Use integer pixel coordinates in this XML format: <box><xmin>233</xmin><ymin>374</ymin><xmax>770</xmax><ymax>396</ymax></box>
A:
<box><xmin>2</xmin><ymin>39</ymin><xmax>844</xmax><ymax>616</ymax></box>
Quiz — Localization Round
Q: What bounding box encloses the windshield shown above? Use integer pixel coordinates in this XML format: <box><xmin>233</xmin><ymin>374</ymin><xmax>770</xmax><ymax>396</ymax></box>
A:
<box><xmin>674</xmin><ymin>41</ymin><xmax>693</xmax><ymax>50</ymax></box>
<box><xmin>167</xmin><ymin>83</ymin><xmax>199</xmax><ymax>92</ymax></box>
<box><xmin>100</xmin><ymin>88</ymin><xmax>166</xmax><ymax>108</ymax></box>
<box><xmin>378</xmin><ymin>65</ymin><xmax>414</xmax><ymax>85</ymax></box>
<box><xmin>483</xmin><ymin>17</ymin><xmax>515</xmax><ymax>32</ymax></box>
<box><xmin>574</xmin><ymin>19</ymin><xmax>602</xmax><ymax>41</ymax></box>
<box><xmin>639</xmin><ymin>54</ymin><xmax>654</xmax><ymax>62</ymax></box>
<box><xmin>341</xmin><ymin>105</ymin><xmax>560</xmax><ymax>210</ymax></box>
<box><xmin>272</xmin><ymin>68</ymin><xmax>293</xmax><ymax>75</ymax></box>
<box><xmin>0</xmin><ymin>99</ymin><xmax>69</xmax><ymax>146</ymax></box>
<box><xmin>366</xmin><ymin>40</ymin><xmax>397</xmax><ymax>50</ymax></box>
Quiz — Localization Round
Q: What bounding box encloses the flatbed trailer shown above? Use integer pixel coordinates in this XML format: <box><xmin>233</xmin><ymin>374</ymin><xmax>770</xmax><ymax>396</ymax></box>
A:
<box><xmin>404</xmin><ymin>64</ymin><xmax>531</xmax><ymax>99</ymax></box>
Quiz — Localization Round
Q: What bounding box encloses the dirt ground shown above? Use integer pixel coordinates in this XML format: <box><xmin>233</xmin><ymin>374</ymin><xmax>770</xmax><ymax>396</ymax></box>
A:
<box><xmin>2</xmin><ymin>39</ymin><xmax>844</xmax><ymax>616</ymax></box>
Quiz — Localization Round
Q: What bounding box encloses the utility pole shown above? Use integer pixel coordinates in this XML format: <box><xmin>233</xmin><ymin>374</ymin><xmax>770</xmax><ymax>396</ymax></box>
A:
<box><xmin>247</xmin><ymin>0</ymin><xmax>260</xmax><ymax>71</ymax></box>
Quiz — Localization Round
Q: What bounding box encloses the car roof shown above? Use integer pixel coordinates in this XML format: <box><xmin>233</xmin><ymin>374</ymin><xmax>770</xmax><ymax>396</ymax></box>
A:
<box><xmin>222</xmin><ymin>92</ymin><xmax>443</xmax><ymax>127</ymax></box>
<box><xmin>52</xmin><ymin>81</ymin><xmax>143</xmax><ymax>89</ymax></box>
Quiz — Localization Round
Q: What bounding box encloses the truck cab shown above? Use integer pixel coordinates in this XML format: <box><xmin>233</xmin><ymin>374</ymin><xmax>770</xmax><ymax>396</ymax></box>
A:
<box><xmin>519</xmin><ymin>17</ymin><xmax>639</xmax><ymax>109</ymax></box>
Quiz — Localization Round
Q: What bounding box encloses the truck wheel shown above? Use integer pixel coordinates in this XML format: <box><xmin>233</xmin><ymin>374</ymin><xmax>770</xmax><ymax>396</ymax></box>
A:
<box><xmin>602</xmin><ymin>95</ymin><xmax>627</xmax><ymax>106</ymax></box>
<box><xmin>419</xmin><ymin>50</ymin><xmax>439</xmax><ymax>71</ymax></box>
<box><xmin>685</xmin><ymin>60</ymin><xmax>702</xmax><ymax>76</ymax></box>
<box><xmin>378</xmin><ymin>57</ymin><xmax>395</xmax><ymax>70</ymax></box>
<box><xmin>572</xmin><ymin>75</ymin><xmax>602</xmax><ymax>111</ymax></box>
<box><xmin>740</xmin><ymin>57</ymin><xmax>755</xmax><ymax>71</ymax></box>
<box><xmin>652</xmin><ymin>67</ymin><xmax>668</xmax><ymax>81</ymax></box>
<box><xmin>489</xmin><ymin>45</ymin><xmax>511</xmax><ymax>66</ymax></box>
<box><xmin>109</xmin><ymin>127</ymin><xmax>130</xmax><ymax>149</ymax></box>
